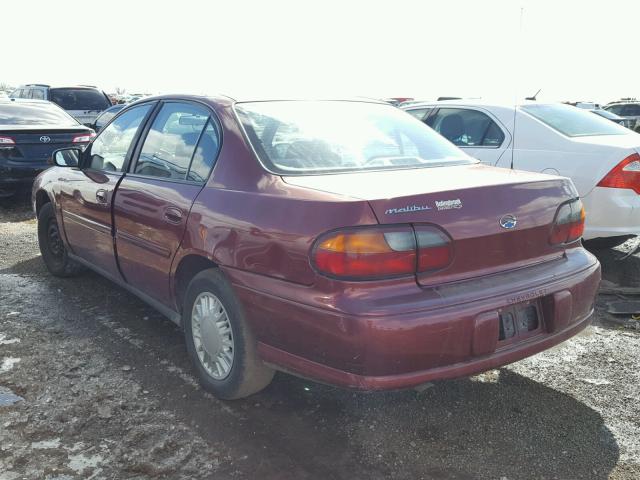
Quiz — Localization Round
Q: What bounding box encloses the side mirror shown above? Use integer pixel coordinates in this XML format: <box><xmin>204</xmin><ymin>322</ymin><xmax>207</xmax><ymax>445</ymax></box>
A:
<box><xmin>52</xmin><ymin>147</ymin><xmax>82</xmax><ymax>167</ymax></box>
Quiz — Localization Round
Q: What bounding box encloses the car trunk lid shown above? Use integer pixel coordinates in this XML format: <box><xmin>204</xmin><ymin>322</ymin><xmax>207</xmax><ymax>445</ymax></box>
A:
<box><xmin>284</xmin><ymin>164</ymin><xmax>576</xmax><ymax>286</ymax></box>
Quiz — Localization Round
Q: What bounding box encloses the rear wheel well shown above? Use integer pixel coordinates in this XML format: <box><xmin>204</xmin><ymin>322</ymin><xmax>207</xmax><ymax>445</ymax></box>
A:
<box><xmin>35</xmin><ymin>190</ymin><xmax>51</xmax><ymax>215</ymax></box>
<box><xmin>174</xmin><ymin>255</ymin><xmax>218</xmax><ymax>313</ymax></box>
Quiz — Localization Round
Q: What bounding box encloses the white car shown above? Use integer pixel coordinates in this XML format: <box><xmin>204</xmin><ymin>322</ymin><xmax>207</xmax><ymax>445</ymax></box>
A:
<box><xmin>402</xmin><ymin>100</ymin><xmax>640</xmax><ymax>247</ymax></box>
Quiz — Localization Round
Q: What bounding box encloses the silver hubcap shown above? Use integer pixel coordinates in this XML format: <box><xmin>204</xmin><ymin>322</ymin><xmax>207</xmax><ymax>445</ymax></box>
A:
<box><xmin>191</xmin><ymin>292</ymin><xmax>234</xmax><ymax>380</ymax></box>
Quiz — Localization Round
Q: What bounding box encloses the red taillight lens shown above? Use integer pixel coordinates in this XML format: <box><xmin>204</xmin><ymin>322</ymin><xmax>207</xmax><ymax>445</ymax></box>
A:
<box><xmin>550</xmin><ymin>199</ymin><xmax>585</xmax><ymax>245</ymax></box>
<box><xmin>597</xmin><ymin>153</ymin><xmax>640</xmax><ymax>194</ymax></box>
<box><xmin>312</xmin><ymin>225</ymin><xmax>453</xmax><ymax>280</ymax></box>
<box><xmin>415</xmin><ymin>226</ymin><xmax>453</xmax><ymax>272</ymax></box>
<box><xmin>0</xmin><ymin>135</ymin><xmax>15</xmax><ymax>146</ymax></box>
<box><xmin>313</xmin><ymin>226</ymin><xmax>416</xmax><ymax>279</ymax></box>
<box><xmin>72</xmin><ymin>132</ymin><xmax>96</xmax><ymax>143</ymax></box>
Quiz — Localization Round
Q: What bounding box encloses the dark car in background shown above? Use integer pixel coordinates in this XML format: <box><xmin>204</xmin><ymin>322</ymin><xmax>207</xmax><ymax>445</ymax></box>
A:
<box><xmin>0</xmin><ymin>98</ymin><xmax>94</xmax><ymax>197</ymax></box>
<box><xmin>10</xmin><ymin>84</ymin><xmax>112</xmax><ymax>127</ymax></box>
<box><xmin>91</xmin><ymin>104</ymin><xmax>126</xmax><ymax>132</ymax></box>
<box><xmin>33</xmin><ymin>95</ymin><xmax>600</xmax><ymax>399</ymax></box>
<box><xmin>590</xmin><ymin>108</ymin><xmax>633</xmax><ymax>128</ymax></box>
<box><xmin>603</xmin><ymin>100</ymin><xmax>640</xmax><ymax>131</ymax></box>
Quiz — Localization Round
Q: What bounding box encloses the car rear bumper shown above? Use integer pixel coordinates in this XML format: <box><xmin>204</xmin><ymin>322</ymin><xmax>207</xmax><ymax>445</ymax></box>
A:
<box><xmin>0</xmin><ymin>161</ymin><xmax>50</xmax><ymax>185</ymax></box>
<box><xmin>224</xmin><ymin>248</ymin><xmax>601</xmax><ymax>390</ymax></box>
<box><xmin>582</xmin><ymin>186</ymin><xmax>640</xmax><ymax>239</ymax></box>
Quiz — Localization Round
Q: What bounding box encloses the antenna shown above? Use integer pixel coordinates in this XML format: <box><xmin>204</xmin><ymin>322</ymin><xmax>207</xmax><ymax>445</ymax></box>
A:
<box><xmin>510</xmin><ymin>6</ymin><xmax>524</xmax><ymax>170</ymax></box>
<box><xmin>526</xmin><ymin>88</ymin><xmax>541</xmax><ymax>101</ymax></box>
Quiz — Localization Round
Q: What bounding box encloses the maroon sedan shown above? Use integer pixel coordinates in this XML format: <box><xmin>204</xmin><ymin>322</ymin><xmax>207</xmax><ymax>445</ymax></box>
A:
<box><xmin>33</xmin><ymin>95</ymin><xmax>600</xmax><ymax>399</ymax></box>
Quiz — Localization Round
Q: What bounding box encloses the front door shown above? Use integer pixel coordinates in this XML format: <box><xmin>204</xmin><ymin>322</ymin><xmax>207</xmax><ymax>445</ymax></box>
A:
<box><xmin>59</xmin><ymin>103</ymin><xmax>153</xmax><ymax>278</ymax></box>
<box><xmin>113</xmin><ymin>101</ymin><xmax>221</xmax><ymax>307</ymax></box>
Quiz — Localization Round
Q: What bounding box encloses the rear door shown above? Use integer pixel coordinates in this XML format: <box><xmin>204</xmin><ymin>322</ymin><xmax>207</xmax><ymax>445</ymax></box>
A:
<box><xmin>113</xmin><ymin>101</ymin><xmax>221</xmax><ymax>306</ymax></box>
<box><xmin>59</xmin><ymin>103</ymin><xmax>154</xmax><ymax>278</ymax></box>
<box><xmin>425</xmin><ymin>107</ymin><xmax>510</xmax><ymax>165</ymax></box>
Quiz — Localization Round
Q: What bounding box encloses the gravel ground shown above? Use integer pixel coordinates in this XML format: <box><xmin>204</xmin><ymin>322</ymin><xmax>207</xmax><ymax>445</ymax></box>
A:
<box><xmin>1</xmin><ymin>196</ymin><xmax>639</xmax><ymax>480</ymax></box>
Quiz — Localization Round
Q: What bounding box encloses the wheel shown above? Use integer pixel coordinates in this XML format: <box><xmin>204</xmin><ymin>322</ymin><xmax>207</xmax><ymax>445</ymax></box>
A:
<box><xmin>583</xmin><ymin>235</ymin><xmax>635</xmax><ymax>250</ymax></box>
<box><xmin>37</xmin><ymin>202</ymin><xmax>85</xmax><ymax>277</ymax></box>
<box><xmin>183</xmin><ymin>269</ymin><xmax>274</xmax><ymax>399</ymax></box>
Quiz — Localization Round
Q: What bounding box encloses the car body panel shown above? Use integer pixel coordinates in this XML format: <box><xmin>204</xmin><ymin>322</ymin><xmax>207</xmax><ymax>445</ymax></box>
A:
<box><xmin>58</xmin><ymin>168</ymin><xmax>123</xmax><ymax>278</ymax></box>
<box><xmin>113</xmin><ymin>175</ymin><xmax>204</xmax><ymax>306</ymax></box>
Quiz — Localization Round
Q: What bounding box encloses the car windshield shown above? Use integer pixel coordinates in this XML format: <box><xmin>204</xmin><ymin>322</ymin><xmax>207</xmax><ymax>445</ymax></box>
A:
<box><xmin>522</xmin><ymin>104</ymin><xmax>629</xmax><ymax>137</ymax></box>
<box><xmin>235</xmin><ymin>100</ymin><xmax>473</xmax><ymax>175</ymax></box>
<box><xmin>50</xmin><ymin>88</ymin><xmax>111</xmax><ymax>111</ymax></box>
<box><xmin>0</xmin><ymin>102</ymin><xmax>79</xmax><ymax>127</ymax></box>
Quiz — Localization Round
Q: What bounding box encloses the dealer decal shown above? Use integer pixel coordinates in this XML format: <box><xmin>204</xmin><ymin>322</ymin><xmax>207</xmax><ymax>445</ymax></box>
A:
<box><xmin>507</xmin><ymin>288</ymin><xmax>547</xmax><ymax>305</ymax></box>
<box><xmin>435</xmin><ymin>199</ymin><xmax>463</xmax><ymax>211</ymax></box>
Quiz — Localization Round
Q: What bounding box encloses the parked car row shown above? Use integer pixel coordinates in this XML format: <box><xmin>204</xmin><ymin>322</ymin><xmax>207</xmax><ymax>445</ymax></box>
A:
<box><xmin>31</xmin><ymin>95</ymin><xmax>601</xmax><ymax>399</ymax></box>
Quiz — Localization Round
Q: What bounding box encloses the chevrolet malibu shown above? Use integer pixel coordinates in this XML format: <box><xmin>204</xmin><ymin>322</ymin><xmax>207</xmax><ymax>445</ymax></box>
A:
<box><xmin>32</xmin><ymin>95</ymin><xmax>601</xmax><ymax>399</ymax></box>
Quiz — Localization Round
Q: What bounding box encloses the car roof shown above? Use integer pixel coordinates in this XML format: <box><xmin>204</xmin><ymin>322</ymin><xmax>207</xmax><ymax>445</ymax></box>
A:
<box><xmin>16</xmin><ymin>84</ymin><xmax>103</xmax><ymax>90</ymax></box>
<box><xmin>0</xmin><ymin>98</ymin><xmax>55</xmax><ymax>106</ymax></box>
<box><xmin>127</xmin><ymin>93</ymin><xmax>388</xmax><ymax>108</ymax></box>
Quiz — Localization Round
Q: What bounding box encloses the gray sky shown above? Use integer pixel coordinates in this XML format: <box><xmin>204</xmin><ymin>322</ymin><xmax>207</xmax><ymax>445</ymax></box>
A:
<box><xmin>5</xmin><ymin>0</ymin><xmax>639</xmax><ymax>103</ymax></box>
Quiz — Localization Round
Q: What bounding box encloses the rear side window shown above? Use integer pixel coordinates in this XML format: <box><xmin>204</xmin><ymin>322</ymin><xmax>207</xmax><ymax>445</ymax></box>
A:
<box><xmin>426</xmin><ymin>108</ymin><xmax>505</xmax><ymax>147</ymax></box>
<box><xmin>134</xmin><ymin>102</ymin><xmax>216</xmax><ymax>181</ymax></box>
<box><xmin>522</xmin><ymin>104</ymin><xmax>629</xmax><ymax>137</ymax></box>
<box><xmin>50</xmin><ymin>88</ymin><xmax>111</xmax><ymax>111</ymax></box>
<box><xmin>0</xmin><ymin>102</ymin><xmax>79</xmax><ymax>127</ymax></box>
<box><xmin>89</xmin><ymin>104</ymin><xmax>152</xmax><ymax>172</ymax></box>
<box><xmin>187</xmin><ymin>120</ymin><xmax>220</xmax><ymax>182</ymax></box>
<box><xmin>31</xmin><ymin>89</ymin><xmax>44</xmax><ymax>100</ymax></box>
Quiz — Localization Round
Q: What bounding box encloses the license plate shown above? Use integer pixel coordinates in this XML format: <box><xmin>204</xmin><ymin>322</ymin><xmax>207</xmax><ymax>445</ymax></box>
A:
<box><xmin>498</xmin><ymin>302</ymin><xmax>541</xmax><ymax>341</ymax></box>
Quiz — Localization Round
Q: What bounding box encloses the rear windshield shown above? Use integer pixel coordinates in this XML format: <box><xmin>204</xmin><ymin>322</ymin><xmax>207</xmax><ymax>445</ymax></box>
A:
<box><xmin>0</xmin><ymin>102</ymin><xmax>79</xmax><ymax>127</ymax></box>
<box><xmin>593</xmin><ymin>109</ymin><xmax>620</xmax><ymax>120</ymax></box>
<box><xmin>235</xmin><ymin>101</ymin><xmax>473</xmax><ymax>175</ymax></box>
<box><xmin>522</xmin><ymin>104</ymin><xmax>629</xmax><ymax>137</ymax></box>
<box><xmin>50</xmin><ymin>88</ymin><xmax>111</xmax><ymax>111</ymax></box>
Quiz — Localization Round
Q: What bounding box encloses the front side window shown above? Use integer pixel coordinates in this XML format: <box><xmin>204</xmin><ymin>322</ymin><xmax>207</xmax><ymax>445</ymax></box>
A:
<box><xmin>89</xmin><ymin>104</ymin><xmax>152</xmax><ymax>172</ymax></box>
<box><xmin>522</xmin><ymin>104</ymin><xmax>629</xmax><ymax>137</ymax></box>
<box><xmin>235</xmin><ymin>101</ymin><xmax>471</xmax><ymax>175</ymax></box>
<box><xmin>426</xmin><ymin>108</ymin><xmax>505</xmax><ymax>147</ymax></box>
<box><xmin>624</xmin><ymin>104</ymin><xmax>640</xmax><ymax>116</ymax></box>
<box><xmin>134</xmin><ymin>102</ymin><xmax>215</xmax><ymax>181</ymax></box>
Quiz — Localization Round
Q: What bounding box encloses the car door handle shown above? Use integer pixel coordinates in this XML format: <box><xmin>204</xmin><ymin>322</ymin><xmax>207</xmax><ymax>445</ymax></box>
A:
<box><xmin>163</xmin><ymin>207</ymin><xmax>183</xmax><ymax>224</ymax></box>
<box><xmin>95</xmin><ymin>189</ymin><xmax>107</xmax><ymax>203</ymax></box>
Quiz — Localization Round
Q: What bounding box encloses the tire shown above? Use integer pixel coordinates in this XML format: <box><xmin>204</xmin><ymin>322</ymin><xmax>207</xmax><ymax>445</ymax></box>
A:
<box><xmin>583</xmin><ymin>235</ymin><xmax>635</xmax><ymax>251</ymax></box>
<box><xmin>183</xmin><ymin>268</ymin><xmax>274</xmax><ymax>400</ymax></box>
<box><xmin>37</xmin><ymin>202</ymin><xmax>85</xmax><ymax>277</ymax></box>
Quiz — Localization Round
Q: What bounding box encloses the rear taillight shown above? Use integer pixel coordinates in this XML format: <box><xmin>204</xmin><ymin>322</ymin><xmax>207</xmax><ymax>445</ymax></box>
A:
<box><xmin>312</xmin><ymin>225</ymin><xmax>452</xmax><ymax>280</ymax></box>
<box><xmin>72</xmin><ymin>133</ymin><xmax>96</xmax><ymax>143</ymax></box>
<box><xmin>597</xmin><ymin>153</ymin><xmax>640</xmax><ymax>194</ymax></box>
<box><xmin>414</xmin><ymin>225</ymin><xmax>453</xmax><ymax>272</ymax></box>
<box><xmin>550</xmin><ymin>199</ymin><xmax>585</xmax><ymax>245</ymax></box>
<box><xmin>0</xmin><ymin>136</ymin><xmax>15</xmax><ymax>146</ymax></box>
